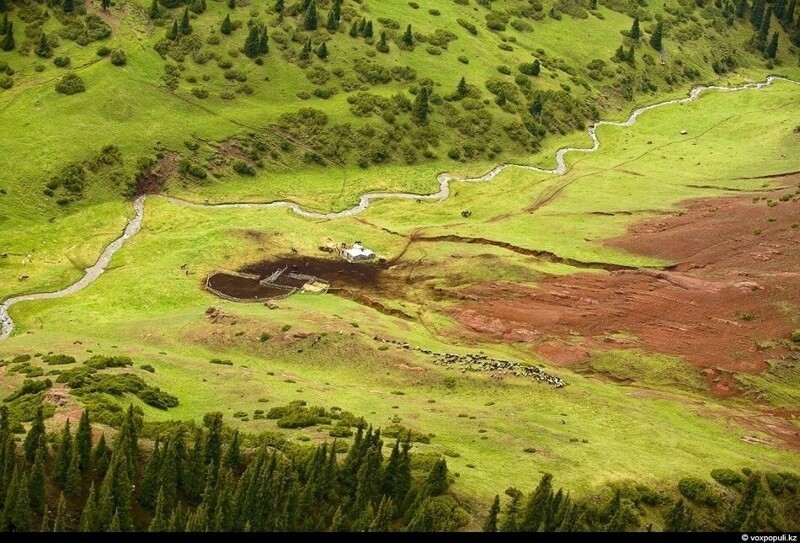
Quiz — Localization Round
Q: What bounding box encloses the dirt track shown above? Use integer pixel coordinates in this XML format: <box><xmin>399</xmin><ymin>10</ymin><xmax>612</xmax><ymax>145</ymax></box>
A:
<box><xmin>450</xmin><ymin>186</ymin><xmax>800</xmax><ymax>397</ymax></box>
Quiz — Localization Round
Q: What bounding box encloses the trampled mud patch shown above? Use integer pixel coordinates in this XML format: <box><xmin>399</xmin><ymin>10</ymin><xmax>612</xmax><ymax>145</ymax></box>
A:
<box><xmin>448</xmin><ymin>188</ymin><xmax>800</xmax><ymax>395</ymax></box>
<box><xmin>206</xmin><ymin>256</ymin><xmax>389</xmax><ymax>301</ymax></box>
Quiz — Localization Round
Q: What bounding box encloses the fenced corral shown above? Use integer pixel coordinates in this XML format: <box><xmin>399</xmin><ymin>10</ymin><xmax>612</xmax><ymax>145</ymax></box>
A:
<box><xmin>206</xmin><ymin>265</ymin><xmax>330</xmax><ymax>302</ymax></box>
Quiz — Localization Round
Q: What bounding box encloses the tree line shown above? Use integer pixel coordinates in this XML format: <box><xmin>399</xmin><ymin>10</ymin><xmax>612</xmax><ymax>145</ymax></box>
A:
<box><xmin>0</xmin><ymin>405</ymin><xmax>464</xmax><ymax>532</ymax></box>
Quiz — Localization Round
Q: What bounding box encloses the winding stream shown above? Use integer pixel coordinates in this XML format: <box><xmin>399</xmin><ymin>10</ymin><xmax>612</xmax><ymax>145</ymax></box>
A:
<box><xmin>1</xmin><ymin>76</ymin><xmax>796</xmax><ymax>339</ymax></box>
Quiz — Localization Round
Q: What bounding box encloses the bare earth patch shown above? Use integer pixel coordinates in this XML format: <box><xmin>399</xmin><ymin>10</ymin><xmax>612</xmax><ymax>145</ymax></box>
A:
<box><xmin>449</xmin><ymin>186</ymin><xmax>800</xmax><ymax>395</ymax></box>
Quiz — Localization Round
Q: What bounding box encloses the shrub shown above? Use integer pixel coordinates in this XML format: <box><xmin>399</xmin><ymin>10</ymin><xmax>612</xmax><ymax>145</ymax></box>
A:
<box><xmin>85</xmin><ymin>355</ymin><xmax>133</xmax><ymax>370</ymax></box>
<box><xmin>429</xmin><ymin>8</ymin><xmax>441</xmax><ymax>15</ymax></box>
<box><xmin>711</xmin><ymin>468</ymin><xmax>745</xmax><ymax>487</ymax></box>
<box><xmin>457</xmin><ymin>55</ymin><xmax>469</xmax><ymax>64</ymax></box>
<box><xmin>55</xmin><ymin>73</ymin><xmax>86</xmax><ymax>95</ymax></box>
<box><xmin>110</xmin><ymin>50</ymin><xmax>127</xmax><ymax>66</ymax></box>
<box><xmin>677</xmin><ymin>477</ymin><xmax>721</xmax><ymax>506</ymax></box>
<box><xmin>97</xmin><ymin>46</ymin><xmax>111</xmax><ymax>57</ymax></box>
<box><xmin>192</xmin><ymin>87</ymin><xmax>209</xmax><ymax>99</ymax></box>
<box><xmin>497</xmin><ymin>65</ymin><xmax>511</xmax><ymax>75</ymax></box>
<box><xmin>457</xmin><ymin>18</ymin><xmax>478</xmax><ymax>35</ymax></box>
<box><xmin>140</xmin><ymin>364</ymin><xmax>156</xmax><ymax>373</ymax></box>
<box><xmin>138</xmin><ymin>387</ymin><xmax>179</xmax><ymax>410</ymax></box>
<box><xmin>53</xmin><ymin>56</ymin><xmax>71</xmax><ymax>68</ymax></box>
<box><xmin>4</xmin><ymin>378</ymin><xmax>53</xmax><ymax>402</ymax></box>
<box><xmin>0</xmin><ymin>74</ymin><xmax>12</xmax><ymax>89</ymax></box>
<box><xmin>791</xmin><ymin>329</ymin><xmax>800</xmax><ymax>343</ymax></box>
<box><xmin>44</xmin><ymin>354</ymin><xmax>76</xmax><ymax>366</ymax></box>
<box><xmin>209</xmin><ymin>358</ymin><xmax>234</xmax><ymax>365</ymax></box>
<box><xmin>232</xmin><ymin>160</ymin><xmax>256</xmax><ymax>175</ymax></box>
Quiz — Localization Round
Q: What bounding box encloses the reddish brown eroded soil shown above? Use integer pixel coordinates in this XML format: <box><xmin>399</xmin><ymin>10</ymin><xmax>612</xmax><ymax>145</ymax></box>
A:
<box><xmin>449</xmin><ymin>183</ymin><xmax>800</xmax><ymax>398</ymax></box>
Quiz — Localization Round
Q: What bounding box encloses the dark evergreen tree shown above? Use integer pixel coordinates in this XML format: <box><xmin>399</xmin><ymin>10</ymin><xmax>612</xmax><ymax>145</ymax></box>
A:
<box><xmin>93</xmin><ymin>433</ymin><xmax>111</xmax><ymax>477</ymax></box>
<box><xmin>412</xmin><ymin>87</ymin><xmax>430</xmax><ymax>125</ymax></box>
<box><xmin>35</xmin><ymin>33</ymin><xmax>52</xmax><ymax>58</ymax></box>
<box><xmin>782</xmin><ymin>0</ymin><xmax>795</xmax><ymax>27</ymax></box>
<box><xmin>108</xmin><ymin>509</ymin><xmax>121</xmax><ymax>532</ymax></box>
<box><xmin>303</xmin><ymin>0</ymin><xmax>318</xmax><ymax>30</ymax></box>
<box><xmin>221</xmin><ymin>14</ymin><xmax>233</xmax><ymax>35</ymax></box>
<box><xmin>53</xmin><ymin>420</ymin><xmax>73</xmax><ymax>488</ymax></box>
<box><xmin>484</xmin><ymin>494</ymin><xmax>501</xmax><ymax>532</ymax></box>
<box><xmin>65</xmin><ymin>447</ymin><xmax>81</xmax><ymax>498</ymax></box>
<box><xmin>180</xmin><ymin>7</ymin><xmax>192</xmax><ymax>35</ymax></box>
<box><xmin>97</xmin><ymin>446</ymin><xmax>134</xmax><ymax>531</ymax></box>
<box><xmin>326</xmin><ymin>9</ymin><xmax>338</xmax><ymax>31</ymax></box>
<box><xmin>376</xmin><ymin>30</ymin><xmax>390</xmax><ymax>52</ymax></box>
<box><xmin>28</xmin><ymin>440</ymin><xmax>47</xmax><ymax>515</ymax></box>
<box><xmin>184</xmin><ymin>431</ymin><xmax>206</xmax><ymax>503</ymax></box>
<box><xmin>259</xmin><ymin>28</ymin><xmax>269</xmax><ymax>54</ymax></box>
<box><xmin>149</xmin><ymin>487</ymin><xmax>169</xmax><ymax>532</ymax></box>
<box><xmin>315</xmin><ymin>41</ymin><xmax>327</xmax><ymax>59</ymax></box>
<box><xmin>520</xmin><ymin>473</ymin><xmax>554</xmax><ymax>532</ymax></box>
<box><xmin>75</xmin><ymin>410</ymin><xmax>92</xmax><ymax>473</ymax></box>
<box><xmin>149</xmin><ymin>0</ymin><xmax>160</xmax><ymax>19</ymax></box>
<box><xmin>299</xmin><ymin>37</ymin><xmax>312</xmax><ymax>60</ymax></box>
<box><xmin>40</xmin><ymin>504</ymin><xmax>49</xmax><ymax>532</ymax></box>
<box><xmin>456</xmin><ymin>76</ymin><xmax>468</xmax><ymax>99</ymax></box>
<box><xmin>751</xmin><ymin>0</ymin><xmax>765</xmax><ymax>27</ymax></box>
<box><xmin>79</xmin><ymin>483</ymin><xmax>98</xmax><ymax>532</ymax></box>
<box><xmin>369</xmin><ymin>496</ymin><xmax>394</xmax><ymax>531</ymax></box>
<box><xmin>63</xmin><ymin>0</ymin><xmax>74</xmax><ymax>13</ymax></box>
<box><xmin>23</xmin><ymin>407</ymin><xmax>46</xmax><ymax>463</ymax></box>
<box><xmin>664</xmin><ymin>498</ymin><xmax>695</xmax><ymax>532</ymax></box>
<box><xmin>736</xmin><ymin>0</ymin><xmax>748</xmax><ymax>17</ymax></box>
<box><xmin>774</xmin><ymin>0</ymin><xmax>787</xmax><ymax>19</ymax></box>
<box><xmin>53</xmin><ymin>492</ymin><xmax>67</xmax><ymax>532</ymax></box>
<box><xmin>650</xmin><ymin>21</ymin><xmax>664</xmax><ymax>51</ymax></box>
<box><xmin>274</xmin><ymin>0</ymin><xmax>284</xmax><ymax>12</ymax></box>
<box><xmin>1</xmin><ymin>23</ymin><xmax>13</xmax><ymax>52</ymax></box>
<box><xmin>765</xmin><ymin>30</ymin><xmax>779</xmax><ymax>57</ymax></box>
<box><xmin>349</xmin><ymin>21</ymin><xmax>358</xmax><ymax>37</ymax></box>
<box><xmin>101</xmin><ymin>0</ymin><xmax>110</xmax><ymax>11</ymax></box>
<box><xmin>364</xmin><ymin>20</ymin><xmax>373</xmax><ymax>38</ymax></box>
<box><xmin>630</xmin><ymin>16</ymin><xmax>641</xmax><ymax>40</ymax></box>
<box><xmin>223</xmin><ymin>430</ymin><xmax>241</xmax><ymax>469</ymax></box>
<box><xmin>0</xmin><ymin>14</ymin><xmax>7</xmax><ymax>35</ymax></box>
<box><xmin>168</xmin><ymin>503</ymin><xmax>187</xmax><ymax>532</ymax></box>
<box><xmin>166</xmin><ymin>19</ymin><xmax>179</xmax><ymax>41</ymax></box>
<box><xmin>402</xmin><ymin>24</ymin><xmax>413</xmax><ymax>47</ymax></box>
<box><xmin>4</xmin><ymin>466</ymin><xmax>31</xmax><ymax>531</ymax></box>
<box><xmin>500</xmin><ymin>491</ymin><xmax>522</xmax><ymax>532</ymax></box>
<box><xmin>425</xmin><ymin>457</ymin><xmax>448</xmax><ymax>496</ymax></box>
<box><xmin>139</xmin><ymin>439</ymin><xmax>162</xmax><ymax>509</ymax></box>
<box><xmin>228</xmin><ymin>0</ymin><xmax>235</xmax><ymax>8</ymax></box>
<box><xmin>756</xmin><ymin>8</ymin><xmax>772</xmax><ymax>50</ymax></box>
<box><xmin>0</xmin><ymin>0</ymin><xmax>6</xmax><ymax>13</ymax></box>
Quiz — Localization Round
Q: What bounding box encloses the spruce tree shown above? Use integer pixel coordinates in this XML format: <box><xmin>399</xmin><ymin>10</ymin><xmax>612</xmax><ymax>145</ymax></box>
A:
<box><xmin>28</xmin><ymin>440</ymin><xmax>47</xmax><ymax>514</ymax></box>
<box><xmin>149</xmin><ymin>487</ymin><xmax>169</xmax><ymax>532</ymax></box>
<box><xmin>149</xmin><ymin>0</ymin><xmax>160</xmax><ymax>19</ymax></box>
<box><xmin>221</xmin><ymin>14</ymin><xmax>233</xmax><ymax>35</ymax></box>
<box><xmin>1</xmin><ymin>24</ymin><xmax>13</xmax><ymax>52</ymax></box>
<box><xmin>65</xmin><ymin>447</ymin><xmax>81</xmax><ymax>498</ymax></box>
<box><xmin>425</xmin><ymin>457</ymin><xmax>448</xmax><ymax>496</ymax></box>
<box><xmin>108</xmin><ymin>509</ymin><xmax>121</xmax><ymax>532</ymax></box>
<box><xmin>484</xmin><ymin>494</ymin><xmax>500</xmax><ymax>532</ymax></box>
<box><xmin>520</xmin><ymin>473</ymin><xmax>554</xmax><ymax>532</ymax></box>
<box><xmin>765</xmin><ymin>30</ymin><xmax>779</xmax><ymax>57</ymax></box>
<box><xmin>630</xmin><ymin>16</ymin><xmax>641</xmax><ymax>40</ymax></box>
<box><xmin>500</xmin><ymin>491</ymin><xmax>522</xmax><ymax>532</ymax></box>
<box><xmin>97</xmin><ymin>447</ymin><xmax>134</xmax><ymax>531</ymax></box>
<box><xmin>101</xmin><ymin>0</ymin><xmax>110</xmax><ymax>10</ymax></box>
<box><xmin>0</xmin><ymin>13</ymin><xmax>7</xmax><ymax>35</ymax></box>
<box><xmin>402</xmin><ymin>24</ymin><xmax>413</xmax><ymax>47</ymax></box>
<box><xmin>315</xmin><ymin>41</ymin><xmax>327</xmax><ymax>59</ymax></box>
<box><xmin>167</xmin><ymin>19</ymin><xmax>178</xmax><ymax>41</ymax></box>
<box><xmin>751</xmin><ymin>0</ymin><xmax>765</xmax><ymax>27</ymax></box>
<box><xmin>224</xmin><ymin>430</ymin><xmax>241</xmax><ymax>469</ymax></box>
<box><xmin>376</xmin><ymin>30</ymin><xmax>389</xmax><ymax>52</ymax></box>
<box><xmin>243</xmin><ymin>26</ymin><xmax>260</xmax><ymax>57</ymax></box>
<box><xmin>53</xmin><ymin>420</ymin><xmax>73</xmax><ymax>488</ymax></box>
<box><xmin>456</xmin><ymin>76</ymin><xmax>468</xmax><ymax>99</ymax></box>
<box><xmin>259</xmin><ymin>28</ymin><xmax>269</xmax><ymax>54</ymax></box>
<box><xmin>35</xmin><ymin>33</ymin><xmax>52</xmax><ymax>58</ymax></box>
<box><xmin>0</xmin><ymin>0</ymin><xmax>5</xmax><ymax>13</ymax></box>
<box><xmin>40</xmin><ymin>504</ymin><xmax>50</xmax><ymax>532</ymax></box>
<box><xmin>736</xmin><ymin>0</ymin><xmax>748</xmax><ymax>18</ymax></box>
<box><xmin>650</xmin><ymin>21</ymin><xmax>664</xmax><ymax>51</ymax></box>
<box><xmin>364</xmin><ymin>20</ymin><xmax>373</xmax><ymax>38</ymax></box>
<box><xmin>531</xmin><ymin>58</ymin><xmax>541</xmax><ymax>75</ymax></box>
<box><xmin>53</xmin><ymin>493</ymin><xmax>67</xmax><ymax>532</ymax></box>
<box><xmin>328</xmin><ymin>505</ymin><xmax>345</xmax><ymax>531</ymax></box>
<box><xmin>93</xmin><ymin>433</ymin><xmax>111</xmax><ymax>477</ymax></box>
<box><xmin>349</xmin><ymin>21</ymin><xmax>358</xmax><ymax>37</ymax></box>
<box><xmin>158</xmin><ymin>440</ymin><xmax>179</xmax><ymax>512</ymax></box>
<box><xmin>782</xmin><ymin>0</ymin><xmax>795</xmax><ymax>26</ymax></box>
<box><xmin>326</xmin><ymin>9</ymin><xmax>338</xmax><ymax>31</ymax></box>
<box><xmin>139</xmin><ymin>440</ymin><xmax>162</xmax><ymax>509</ymax></box>
<box><xmin>7</xmin><ymin>467</ymin><xmax>32</xmax><ymax>531</ymax></box>
<box><xmin>180</xmin><ymin>7</ymin><xmax>192</xmax><ymax>35</ymax></box>
<box><xmin>168</xmin><ymin>503</ymin><xmax>187</xmax><ymax>532</ymax></box>
<box><xmin>63</xmin><ymin>0</ymin><xmax>74</xmax><ymax>13</ymax></box>
<box><xmin>75</xmin><ymin>410</ymin><xmax>92</xmax><ymax>472</ymax></box>
<box><xmin>664</xmin><ymin>498</ymin><xmax>695</xmax><ymax>532</ymax></box>
<box><xmin>274</xmin><ymin>0</ymin><xmax>284</xmax><ymax>12</ymax></box>
<box><xmin>299</xmin><ymin>38</ymin><xmax>312</xmax><ymax>60</ymax></box>
<box><xmin>303</xmin><ymin>0</ymin><xmax>318</xmax><ymax>30</ymax></box>
<box><xmin>79</xmin><ymin>483</ymin><xmax>98</xmax><ymax>532</ymax></box>
<box><xmin>228</xmin><ymin>0</ymin><xmax>235</xmax><ymax>8</ymax></box>
<box><xmin>23</xmin><ymin>407</ymin><xmax>46</xmax><ymax>464</ymax></box>
<box><xmin>756</xmin><ymin>8</ymin><xmax>772</xmax><ymax>50</ymax></box>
